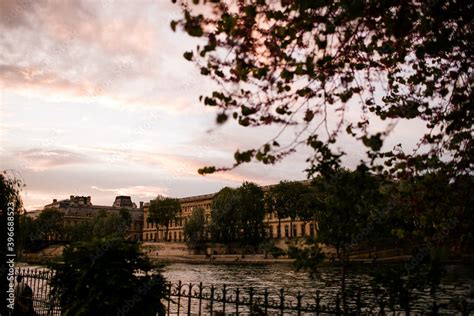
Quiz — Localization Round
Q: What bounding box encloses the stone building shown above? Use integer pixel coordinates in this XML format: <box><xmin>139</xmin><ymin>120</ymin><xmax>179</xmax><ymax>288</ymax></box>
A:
<box><xmin>142</xmin><ymin>193</ymin><xmax>215</xmax><ymax>242</ymax></box>
<box><xmin>40</xmin><ymin>195</ymin><xmax>144</xmax><ymax>241</ymax></box>
<box><xmin>142</xmin><ymin>181</ymin><xmax>316</xmax><ymax>243</ymax></box>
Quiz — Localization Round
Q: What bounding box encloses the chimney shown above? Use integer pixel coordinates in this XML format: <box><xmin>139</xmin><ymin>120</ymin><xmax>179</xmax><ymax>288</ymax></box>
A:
<box><xmin>87</xmin><ymin>196</ymin><xmax>91</xmax><ymax>205</ymax></box>
<box><xmin>140</xmin><ymin>201</ymin><xmax>144</xmax><ymax>209</ymax></box>
<box><xmin>53</xmin><ymin>199</ymin><xmax>57</xmax><ymax>203</ymax></box>
<box><xmin>70</xmin><ymin>195</ymin><xmax>74</xmax><ymax>201</ymax></box>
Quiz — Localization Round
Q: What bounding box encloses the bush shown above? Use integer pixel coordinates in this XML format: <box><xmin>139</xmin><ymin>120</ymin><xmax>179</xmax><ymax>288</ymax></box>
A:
<box><xmin>50</xmin><ymin>238</ymin><xmax>166</xmax><ymax>315</ymax></box>
<box><xmin>270</xmin><ymin>246</ymin><xmax>286</xmax><ymax>258</ymax></box>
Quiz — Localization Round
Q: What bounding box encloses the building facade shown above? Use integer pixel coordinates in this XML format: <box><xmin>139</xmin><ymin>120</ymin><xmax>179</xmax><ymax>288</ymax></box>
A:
<box><xmin>39</xmin><ymin>195</ymin><xmax>144</xmax><ymax>241</ymax></box>
<box><xmin>142</xmin><ymin>193</ymin><xmax>215</xmax><ymax>242</ymax></box>
<box><xmin>142</xmin><ymin>181</ymin><xmax>316</xmax><ymax>243</ymax></box>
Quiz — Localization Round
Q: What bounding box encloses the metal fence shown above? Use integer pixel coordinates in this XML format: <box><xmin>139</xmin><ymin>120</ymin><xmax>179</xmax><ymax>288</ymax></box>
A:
<box><xmin>13</xmin><ymin>268</ymin><xmax>61</xmax><ymax>315</ymax></box>
<box><xmin>166</xmin><ymin>281</ymin><xmax>350</xmax><ymax>315</ymax></box>
<box><xmin>11</xmin><ymin>268</ymin><xmax>472</xmax><ymax>315</ymax></box>
<box><xmin>165</xmin><ymin>281</ymin><xmax>473</xmax><ymax>315</ymax></box>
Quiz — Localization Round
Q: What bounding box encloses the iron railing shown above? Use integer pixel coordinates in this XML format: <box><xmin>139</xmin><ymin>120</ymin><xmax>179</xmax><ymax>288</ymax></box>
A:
<box><xmin>13</xmin><ymin>268</ymin><xmax>61</xmax><ymax>315</ymax></box>
<box><xmin>165</xmin><ymin>281</ymin><xmax>473</xmax><ymax>315</ymax></box>
<box><xmin>11</xmin><ymin>268</ymin><xmax>472</xmax><ymax>315</ymax></box>
<box><xmin>165</xmin><ymin>281</ymin><xmax>353</xmax><ymax>315</ymax></box>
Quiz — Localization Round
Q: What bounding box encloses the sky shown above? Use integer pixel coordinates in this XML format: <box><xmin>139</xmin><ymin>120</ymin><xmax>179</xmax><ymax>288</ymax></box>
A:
<box><xmin>0</xmin><ymin>0</ymin><xmax>426</xmax><ymax>211</ymax></box>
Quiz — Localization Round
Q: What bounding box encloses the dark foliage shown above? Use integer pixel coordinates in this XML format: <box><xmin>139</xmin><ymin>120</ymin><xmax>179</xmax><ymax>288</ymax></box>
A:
<box><xmin>173</xmin><ymin>0</ymin><xmax>473</xmax><ymax>178</ymax></box>
<box><xmin>50</xmin><ymin>239</ymin><xmax>166</xmax><ymax>316</ymax></box>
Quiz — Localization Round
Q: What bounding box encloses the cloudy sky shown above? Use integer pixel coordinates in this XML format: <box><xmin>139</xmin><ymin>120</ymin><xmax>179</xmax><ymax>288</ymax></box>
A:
<box><xmin>0</xmin><ymin>0</ymin><xmax>425</xmax><ymax>210</ymax></box>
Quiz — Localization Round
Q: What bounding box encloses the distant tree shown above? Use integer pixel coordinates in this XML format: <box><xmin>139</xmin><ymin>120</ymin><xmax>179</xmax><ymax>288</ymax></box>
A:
<box><xmin>119</xmin><ymin>207</ymin><xmax>132</xmax><ymax>228</ymax></box>
<box><xmin>68</xmin><ymin>220</ymin><xmax>94</xmax><ymax>243</ymax></box>
<box><xmin>18</xmin><ymin>215</ymin><xmax>39</xmax><ymax>252</ymax></box>
<box><xmin>210</xmin><ymin>187</ymin><xmax>240</xmax><ymax>249</ymax></box>
<box><xmin>66</xmin><ymin>208</ymin><xmax>134</xmax><ymax>243</ymax></box>
<box><xmin>184</xmin><ymin>207</ymin><xmax>207</xmax><ymax>251</ymax></box>
<box><xmin>237</xmin><ymin>182</ymin><xmax>266</xmax><ymax>248</ymax></box>
<box><xmin>50</xmin><ymin>238</ymin><xmax>167</xmax><ymax>315</ymax></box>
<box><xmin>295</xmin><ymin>186</ymin><xmax>321</xmax><ymax>233</ymax></box>
<box><xmin>174</xmin><ymin>0</ymin><xmax>472</xmax><ymax>179</ymax></box>
<box><xmin>0</xmin><ymin>171</ymin><xmax>24</xmax><ymax>315</ymax></box>
<box><xmin>267</xmin><ymin>181</ymin><xmax>307</xmax><ymax>238</ymax></box>
<box><xmin>36</xmin><ymin>208</ymin><xmax>64</xmax><ymax>241</ymax></box>
<box><xmin>92</xmin><ymin>210</ymin><xmax>131</xmax><ymax>240</ymax></box>
<box><xmin>148</xmin><ymin>196</ymin><xmax>181</xmax><ymax>241</ymax></box>
<box><xmin>390</xmin><ymin>172</ymin><xmax>473</xmax><ymax>249</ymax></box>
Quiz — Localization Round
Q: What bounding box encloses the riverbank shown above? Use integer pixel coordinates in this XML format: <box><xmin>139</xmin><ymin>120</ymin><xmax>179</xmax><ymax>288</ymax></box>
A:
<box><xmin>20</xmin><ymin>244</ymin><xmax>474</xmax><ymax>266</ymax></box>
<box><xmin>150</xmin><ymin>254</ymin><xmax>294</xmax><ymax>265</ymax></box>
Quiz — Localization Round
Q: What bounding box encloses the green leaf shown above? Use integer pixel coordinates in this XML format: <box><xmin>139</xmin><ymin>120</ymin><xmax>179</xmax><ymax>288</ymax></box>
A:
<box><xmin>198</xmin><ymin>166</ymin><xmax>216</xmax><ymax>175</ymax></box>
<box><xmin>216</xmin><ymin>112</ymin><xmax>228</xmax><ymax>124</ymax></box>
<box><xmin>170</xmin><ymin>20</ymin><xmax>177</xmax><ymax>32</ymax></box>
<box><xmin>183</xmin><ymin>51</ymin><xmax>193</xmax><ymax>61</ymax></box>
<box><xmin>362</xmin><ymin>133</ymin><xmax>383</xmax><ymax>151</ymax></box>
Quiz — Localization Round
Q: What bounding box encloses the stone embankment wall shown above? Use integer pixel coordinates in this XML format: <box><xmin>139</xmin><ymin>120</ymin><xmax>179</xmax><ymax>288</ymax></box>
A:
<box><xmin>141</xmin><ymin>242</ymin><xmax>192</xmax><ymax>257</ymax></box>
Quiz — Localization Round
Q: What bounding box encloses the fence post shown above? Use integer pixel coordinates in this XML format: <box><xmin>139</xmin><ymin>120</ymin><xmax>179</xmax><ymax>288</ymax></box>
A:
<box><xmin>296</xmin><ymin>291</ymin><xmax>302</xmax><ymax>316</ymax></box>
<box><xmin>187</xmin><ymin>283</ymin><xmax>192</xmax><ymax>315</ymax></box>
<box><xmin>279</xmin><ymin>288</ymin><xmax>285</xmax><ymax>316</ymax></box>
<box><xmin>335</xmin><ymin>293</ymin><xmax>341</xmax><ymax>316</ymax></box>
<box><xmin>264</xmin><ymin>288</ymin><xmax>269</xmax><ymax>315</ymax></box>
<box><xmin>315</xmin><ymin>290</ymin><xmax>321</xmax><ymax>316</ymax></box>
<box><xmin>431</xmin><ymin>300</ymin><xmax>439</xmax><ymax>316</ymax></box>
<box><xmin>235</xmin><ymin>288</ymin><xmax>240</xmax><ymax>315</ymax></box>
<box><xmin>43</xmin><ymin>270</ymin><xmax>48</xmax><ymax>301</ymax></box>
<box><xmin>198</xmin><ymin>282</ymin><xmax>203</xmax><ymax>315</ymax></box>
<box><xmin>249</xmin><ymin>287</ymin><xmax>254</xmax><ymax>315</ymax></box>
<box><xmin>177</xmin><ymin>280</ymin><xmax>182</xmax><ymax>315</ymax></box>
<box><xmin>356</xmin><ymin>291</ymin><xmax>362</xmax><ymax>314</ymax></box>
<box><xmin>379</xmin><ymin>299</ymin><xmax>385</xmax><ymax>316</ymax></box>
<box><xmin>210</xmin><ymin>284</ymin><xmax>215</xmax><ymax>315</ymax></box>
<box><xmin>222</xmin><ymin>284</ymin><xmax>227</xmax><ymax>314</ymax></box>
<box><xmin>167</xmin><ymin>282</ymin><xmax>171</xmax><ymax>316</ymax></box>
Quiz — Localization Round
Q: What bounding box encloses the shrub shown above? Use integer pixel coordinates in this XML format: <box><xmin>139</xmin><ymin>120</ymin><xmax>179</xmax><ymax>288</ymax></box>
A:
<box><xmin>50</xmin><ymin>238</ymin><xmax>166</xmax><ymax>315</ymax></box>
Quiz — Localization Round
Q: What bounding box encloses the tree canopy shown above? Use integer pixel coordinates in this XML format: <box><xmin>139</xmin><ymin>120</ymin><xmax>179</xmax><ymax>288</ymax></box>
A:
<box><xmin>148</xmin><ymin>195</ymin><xmax>181</xmax><ymax>241</ymax></box>
<box><xmin>173</xmin><ymin>0</ymin><xmax>473</xmax><ymax>178</ymax></box>
<box><xmin>184</xmin><ymin>206</ymin><xmax>207</xmax><ymax>250</ymax></box>
<box><xmin>267</xmin><ymin>180</ymin><xmax>309</xmax><ymax>237</ymax></box>
<box><xmin>210</xmin><ymin>182</ymin><xmax>266</xmax><ymax>248</ymax></box>
<box><xmin>237</xmin><ymin>181</ymin><xmax>266</xmax><ymax>246</ymax></box>
<box><xmin>92</xmin><ymin>209</ymin><xmax>132</xmax><ymax>240</ymax></box>
<box><xmin>210</xmin><ymin>187</ymin><xmax>240</xmax><ymax>244</ymax></box>
<box><xmin>35</xmin><ymin>208</ymin><xmax>65</xmax><ymax>241</ymax></box>
<box><xmin>51</xmin><ymin>239</ymin><xmax>166</xmax><ymax>316</ymax></box>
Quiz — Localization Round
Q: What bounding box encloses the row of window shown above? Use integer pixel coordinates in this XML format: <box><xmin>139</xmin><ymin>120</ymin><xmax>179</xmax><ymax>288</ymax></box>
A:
<box><xmin>146</xmin><ymin>218</ymin><xmax>187</xmax><ymax>229</ymax></box>
<box><xmin>182</xmin><ymin>203</ymin><xmax>211</xmax><ymax>213</ymax></box>
<box><xmin>146</xmin><ymin>215</ymin><xmax>212</xmax><ymax>229</ymax></box>
<box><xmin>144</xmin><ymin>231</ymin><xmax>184</xmax><ymax>242</ymax></box>
<box><xmin>143</xmin><ymin>223</ymin><xmax>315</xmax><ymax>241</ymax></box>
<box><xmin>268</xmin><ymin>223</ymin><xmax>316</xmax><ymax>238</ymax></box>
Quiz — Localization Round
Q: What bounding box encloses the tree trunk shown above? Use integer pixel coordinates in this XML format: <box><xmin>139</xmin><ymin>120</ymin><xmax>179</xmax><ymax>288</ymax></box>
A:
<box><xmin>278</xmin><ymin>217</ymin><xmax>281</xmax><ymax>239</ymax></box>
<box><xmin>165</xmin><ymin>223</ymin><xmax>169</xmax><ymax>242</ymax></box>
<box><xmin>290</xmin><ymin>218</ymin><xmax>293</xmax><ymax>238</ymax></box>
